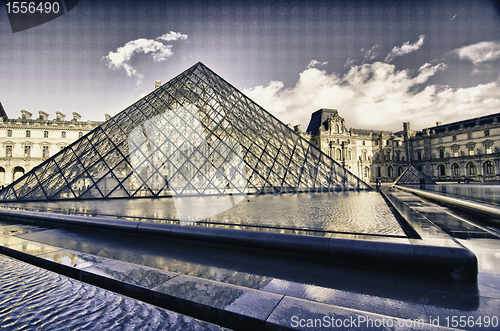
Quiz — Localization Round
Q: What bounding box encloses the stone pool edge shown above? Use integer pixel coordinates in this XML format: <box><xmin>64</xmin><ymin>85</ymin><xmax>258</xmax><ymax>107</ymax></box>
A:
<box><xmin>0</xmin><ymin>197</ymin><xmax>477</xmax><ymax>282</ymax></box>
<box><xmin>393</xmin><ymin>184</ymin><xmax>500</xmax><ymax>222</ymax></box>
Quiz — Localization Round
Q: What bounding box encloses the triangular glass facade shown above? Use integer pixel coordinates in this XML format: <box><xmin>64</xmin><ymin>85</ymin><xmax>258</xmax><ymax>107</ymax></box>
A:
<box><xmin>394</xmin><ymin>164</ymin><xmax>436</xmax><ymax>185</ymax></box>
<box><xmin>0</xmin><ymin>62</ymin><xmax>371</xmax><ymax>204</ymax></box>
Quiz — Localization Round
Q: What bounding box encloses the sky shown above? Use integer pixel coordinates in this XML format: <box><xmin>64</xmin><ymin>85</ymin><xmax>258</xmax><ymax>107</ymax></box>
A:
<box><xmin>1</xmin><ymin>0</ymin><xmax>500</xmax><ymax>132</ymax></box>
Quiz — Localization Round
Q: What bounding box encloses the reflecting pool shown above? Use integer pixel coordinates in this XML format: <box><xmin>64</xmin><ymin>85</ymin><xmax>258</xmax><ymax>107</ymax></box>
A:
<box><xmin>0</xmin><ymin>191</ymin><xmax>405</xmax><ymax>236</ymax></box>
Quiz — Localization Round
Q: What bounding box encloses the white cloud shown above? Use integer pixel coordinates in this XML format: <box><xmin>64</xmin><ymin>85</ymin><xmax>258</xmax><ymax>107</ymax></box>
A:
<box><xmin>363</xmin><ymin>45</ymin><xmax>381</xmax><ymax>61</ymax></box>
<box><xmin>243</xmin><ymin>61</ymin><xmax>500</xmax><ymax>132</ymax></box>
<box><xmin>452</xmin><ymin>41</ymin><xmax>500</xmax><ymax>64</ymax></box>
<box><xmin>157</xmin><ymin>31</ymin><xmax>188</xmax><ymax>42</ymax></box>
<box><xmin>385</xmin><ymin>35</ymin><xmax>425</xmax><ymax>62</ymax></box>
<box><xmin>307</xmin><ymin>60</ymin><xmax>329</xmax><ymax>69</ymax></box>
<box><xmin>104</xmin><ymin>32</ymin><xmax>188</xmax><ymax>86</ymax></box>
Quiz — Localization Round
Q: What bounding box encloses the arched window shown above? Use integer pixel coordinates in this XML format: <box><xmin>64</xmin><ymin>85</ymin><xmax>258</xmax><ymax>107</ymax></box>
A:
<box><xmin>438</xmin><ymin>164</ymin><xmax>446</xmax><ymax>176</ymax></box>
<box><xmin>362</xmin><ymin>150</ymin><xmax>367</xmax><ymax>161</ymax></box>
<box><xmin>467</xmin><ymin>162</ymin><xmax>477</xmax><ymax>176</ymax></box>
<box><xmin>483</xmin><ymin>161</ymin><xmax>494</xmax><ymax>175</ymax></box>
<box><xmin>335</xmin><ymin>148</ymin><xmax>341</xmax><ymax>160</ymax></box>
<box><xmin>13</xmin><ymin>166</ymin><xmax>25</xmax><ymax>181</ymax></box>
<box><xmin>347</xmin><ymin>149</ymin><xmax>351</xmax><ymax>161</ymax></box>
<box><xmin>335</xmin><ymin>124</ymin><xmax>340</xmax><ymax>133</ymax></box>
<box><xmin>387</xmin><ymin>166</ymin><xmax>393</xmax><ymax>177</ymax></box>
<box><xmin>364</xmin><ymin>166</ymin><xmax>369</xmax><ymax>177</ymax></box>
<box><xmin>397</xmin><ymin>167</ymin><xmax>403</xmax><ymax>176</ymax></box>
<box><xmin>452</xmin><ymin>163</ymin><xmax>461</xmax><ymax>177</ymax></box>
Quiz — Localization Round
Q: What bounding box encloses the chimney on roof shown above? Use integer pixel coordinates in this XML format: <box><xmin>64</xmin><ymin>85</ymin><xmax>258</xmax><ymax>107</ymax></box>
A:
<box><xmin>21</xmin><ymin>110</ymin><xmax>32</xmax><ymax>120</ymax></box>
<box><xmin>436</xmin><ymin>121</ymin><xmax>442</xmax><ymax>126</ymax></box>
<box><xmin>55</xmin><ymin>111</ymin><xmax>65</xmax><ymax>121</ymax></box>
<box><xmin>72</xmin><ymin>112</ymin><xmax>82</xmax><ymax>121</ymax></box>
<box><xmin>38</xmin><ymin>111</ymin><xmax>49</xmax><ymax>120</ymax></box>
<box><xmin>155</xmin><ymin>80</ymin><xmax>161</xmax><ymax>89</ymax></box>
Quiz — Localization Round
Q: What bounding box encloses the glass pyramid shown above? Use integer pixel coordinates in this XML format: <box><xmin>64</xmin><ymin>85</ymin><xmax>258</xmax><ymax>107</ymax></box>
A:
<box><xmin>394</xmin><ymin>164</ymin><xmax>436</xmax><ymax>185</ymax></box>
<box><xmin>0</xmin><ymin>62</ymin><xmax>371</xmax><ymax>204</ymax></box>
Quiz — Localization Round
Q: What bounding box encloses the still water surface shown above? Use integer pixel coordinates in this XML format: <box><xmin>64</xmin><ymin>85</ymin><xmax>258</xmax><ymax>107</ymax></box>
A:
<box><xmin>0</xmin><ymin>192</ymin><xmax>404</xmax><ymax>236</ymax></box>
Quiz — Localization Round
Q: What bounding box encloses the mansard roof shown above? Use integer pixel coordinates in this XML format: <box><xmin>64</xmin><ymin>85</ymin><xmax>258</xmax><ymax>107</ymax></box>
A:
<box><xmin>306</xmin><ymin>108</ymin><xmax>342</xmax><ymax>135</ymax></box>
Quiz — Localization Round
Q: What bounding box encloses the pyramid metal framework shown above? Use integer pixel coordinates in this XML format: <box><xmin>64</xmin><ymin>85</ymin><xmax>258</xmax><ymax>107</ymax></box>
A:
<box><xmin>394</xmin><ymin>164</ymin><xmax>437</xmax><ymax>185</ymax></box>
<box><xmin>0</xmin><ymin>62</ymin><xmax>371</xmax><ymax>202</ymax></box>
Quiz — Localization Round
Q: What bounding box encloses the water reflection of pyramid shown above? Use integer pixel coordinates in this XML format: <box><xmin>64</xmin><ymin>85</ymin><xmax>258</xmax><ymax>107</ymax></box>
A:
<box><xmin>0</xmin><ymin>62</ymin><xmax>371</xmax><ymax>204</ymax></box>
<box><xmin>394</xmin><ymin>164</ymin><xmax>436</xmax><ymax>185</ymax></box>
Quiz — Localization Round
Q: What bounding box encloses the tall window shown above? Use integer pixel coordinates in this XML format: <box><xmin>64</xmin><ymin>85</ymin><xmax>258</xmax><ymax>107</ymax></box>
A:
<box><xmin>484</xmin><ymin>161</ymin><xmax>494</xmax><ymax>175</ymax></box>
<box><xmin>24</xmin><ymin>145</ymin><xmax>31</xmax><ymax>158</ymax></box>
<box><xmin>485</xmin><ymin>130</ymin><xmax>490</xmax><ymax>137</ymax></box>
<box><xmin>439</xmin><ymin>149</ymin><xmax>444</xmax><ymax>158</ymax></box>
<box><xmin>44</xmin><ymin>131</ymin><xmax>49</xmax><ymax>138</ymax></box>
<box><xmin>335</xmin><ymin>148</ymin><xmax>341</xmax><ymax>160</ymax></box>
<box><xmin>452</xmin><ymin>135</ymin><xmax>457</xmax><ymax>141</ymax></box>
<box><xmin>79</xmin><ymin>132</ymin><xmax>83</xmax><ymax>138</ymax></box>
<box><xmin>42</xmin><ymin>146</ymin><xmax>49</xmax><ymax>158</ymax></box>
<box><xmin>7</xmin><ymin>130</ymin><xmax>12</xmax><ymax>137</ymax></box>
<box><xmin>5</xmin><ymin>145</ymin><xmax>12</xmax><ymax>158</ymax></box>
<box><xmin>468</xmin><ymin>132</ymin><xmax>473</xmax><ymax>139</ymax></box>
<box><xmin>438</xmin><ymin>164</ymin><xmax>446</xmax><ymax>176</ymax></box>
<box><xmin>467</xmin><ymin>143</ymin><xmax>475</xmax><ymax>156</ymax></box>
<box><xmin>468</xmin><ymin>163</ymin><xmax>477</xmax><ymax>176</ymax></box>
<box><xmin>26</xmin><ymin>130</ymin><xmax>30</xmax><ymax>138</ymax></box>
<box><xmin>61</xmin><ymin>131</ymin><xmax>66</xmax><ymax>138</ymax></box>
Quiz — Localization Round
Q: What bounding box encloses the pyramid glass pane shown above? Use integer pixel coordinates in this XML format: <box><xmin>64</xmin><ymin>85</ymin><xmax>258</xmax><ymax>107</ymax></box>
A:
<box><xmin>1</xmin><ymin>62</ymin><xmax>372</xmax><ymax>204</ymax></box>
<box><xmin>394</xmin><ymin>164</ymin><xmax>437</xmax><ymax>185</ymax></box>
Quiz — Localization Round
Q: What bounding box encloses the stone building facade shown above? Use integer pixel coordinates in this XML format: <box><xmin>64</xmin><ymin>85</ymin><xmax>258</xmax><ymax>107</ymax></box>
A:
<box><xmin>405</xmin><ymin>113</ymin><xmax>500</xmax><ymax>183</ymax></box>
<box><xmin>305</xmin><ymin>108</ymin><xmax>500</xmax><ymax>183</ymax></box>
<box><xmin>0</xmin><ymin>109</ymin><xmax>103</xmax><ymax>187</ymax></box>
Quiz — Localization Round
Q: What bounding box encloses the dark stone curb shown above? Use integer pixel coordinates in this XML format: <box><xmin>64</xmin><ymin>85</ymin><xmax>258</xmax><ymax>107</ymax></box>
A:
<box><xmin>0</xmin><ymin>194</ymin><xmax>478</xmax><ymax>282</ymax></box>
<box><xmin>0</xmin><ymin>245</ymin><xmax>270</xmax><ymax>331</ymax></box>
<box><xmin>0</xmin><ymin>242</ymin><xmax>455</xmax><ymax>331</ymax></box>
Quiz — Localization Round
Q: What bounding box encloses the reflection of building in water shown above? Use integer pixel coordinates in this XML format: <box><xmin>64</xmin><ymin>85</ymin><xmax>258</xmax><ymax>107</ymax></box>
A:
<box><xmin>305</xmin><ymin>108</ymin><xmax>500</xmax><ymax>183</ymax></box>
<box><xmin>0</xmin><ymin>105</ymin><xmax>104</xmax><ymax>187</ymax></box>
